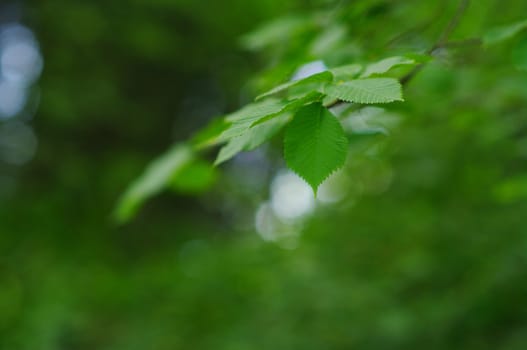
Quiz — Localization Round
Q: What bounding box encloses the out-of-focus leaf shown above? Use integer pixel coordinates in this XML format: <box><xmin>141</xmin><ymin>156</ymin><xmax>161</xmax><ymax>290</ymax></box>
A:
<box><xmin>292</xmin><ymin>60</ymin><xmax>329</xmax><ymax>81</ymax></box>
<box><xmin>341</xmin><ymin>106</ymin><xmax>402</xmax><ymax>135</ymax></box>
<box><xmin>215</xmin><ymin>114</ymin><xmax>291</xmax><ymax>165</ymax></box>
<box><xmin>251</xmin><ymin>91</ymin><xmax>324</xmax><ymax>126</ymax></box>
<box><xmin>191</xmin><ymin>117</ymin><xmax>230</xmax><ymax>150</ymax></box>
<box><xmin>219</xmin><ymin>99</ymin><xmax>289</xmax><ymax>141</ymax></box>
<box><xmin>483</xmin><ymin>18</ymin><xmax>527</xmax><ymax>46</ymax></box>
<box><xmin>255</xmin><ymin>71</ymin><xmax>333</xmax><ymax>101</ymax></box>
<box><xmin>220</xmin><ymin>93</ymin><xmax>324</xmax><ymax>142</ymax></box>
<box><xmin>324</xmin><ymin>78</ymin><xmax>403</xmax><ymax>104</ymax></box>
<box><xmin>309</xmin><ymin>24</ymin><xmax>347</xmax><ymax>56</ymax></box>
<box><xmin>240</xmin><ymin>15</ymin><xmax>313</xmax><ymax>51</ymax></box>
<box><xmin>330</xmin><ymin>64</ymin><xmax>363</xmax><ymax>81</ymax></box>
<box><xmin>170</xmin><ymin>160</ymin><xmax>217</xmax><ymax>194</ymax></box>
<box><xmin>114</xmin><ymin>143</ymin><xmax>193</xmax><ymax>223</ymax></box>
<box><xmin>284</xmin><ymin>102</ymin><xmax>348</xmax><ymax>193</ymax></box>
<box><xmin>360</xmin><ymin>56</ymin><xmax>416</xmax><ymax>78</ymax></box>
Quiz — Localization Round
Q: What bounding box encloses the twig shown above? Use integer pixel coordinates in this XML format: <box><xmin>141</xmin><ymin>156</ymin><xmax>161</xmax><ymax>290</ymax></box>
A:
<box><xmin>385</xmin><ymin>1</ymin><xmax>447</xmax><ymax>49</ymax></box>
<box><xmin>440</xmin><ymin>37</ymin><xmax>482</xmax><ymax>49</ymax></box>
<box><xmin>434</xmin><ymin>0</ymin><xmax>470</xmax><ymax>50</ymax></box>
<box><xmin>325</xmin><ymin>0</ymin><xmax>471</xmax><ymax>109</ymax></box>
<box><xmin>401</xmin><ymin>0</ymin><xmax>470</xmax><ymax>85</ymax></box>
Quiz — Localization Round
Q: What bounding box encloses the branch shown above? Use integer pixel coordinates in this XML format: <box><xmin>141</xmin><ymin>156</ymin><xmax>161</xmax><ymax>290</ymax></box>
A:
<box><xmin>385</xmin><ymin>1</ymin><xmax>447</xmax><ymax>49</ymax></box>
<box><xmin>326</xmin><ymin>0</ymin><xmax>471</xmax><ymax>109</ymax></box>
<box><xmin>401</xmin><ymin>0</ymin><xmax>470</xmax><ymax>85</ymax></box>
<box><xmin>434</xmin><ymin>0</ymin><xmax>470</xmax><ymax>50</ymax></box>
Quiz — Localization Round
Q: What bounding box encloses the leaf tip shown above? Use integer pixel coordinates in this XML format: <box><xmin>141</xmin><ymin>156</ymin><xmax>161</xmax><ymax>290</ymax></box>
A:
<box><xmin>213</xmin><ymin>156</ymin><xmax>225</xmax><ymax>167</ymax></box>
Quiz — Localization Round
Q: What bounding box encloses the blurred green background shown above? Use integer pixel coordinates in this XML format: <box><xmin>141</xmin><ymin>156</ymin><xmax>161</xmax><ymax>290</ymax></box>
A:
<box><xmin>1</xmin><ymin>0</ymin><xmax>527</xmax><ymax>349</ymax></box>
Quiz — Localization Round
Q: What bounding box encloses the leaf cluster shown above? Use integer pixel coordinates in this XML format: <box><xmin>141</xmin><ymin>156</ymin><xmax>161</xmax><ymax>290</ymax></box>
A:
<box><xmin>116</xmin><ymin>6</ymin><xmax>527</xmax><ymax>222</ymax></box>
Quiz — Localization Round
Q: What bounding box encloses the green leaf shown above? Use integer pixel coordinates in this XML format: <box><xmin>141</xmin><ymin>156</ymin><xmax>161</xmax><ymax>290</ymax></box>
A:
<box><xmin>284</xmin><ymin>102</ymin><xmax>348</xmax><ymax>193</ymax></box>
<box><xmin>309</xmin><ymin>24</ymin><xmax>347</xmax><ymax>56</ymax></box>
<box><xmin>252</xmin><ymin>91</ymin><xmax>324</xmax><ymax>127</ymax></box>
<box><xmin>330</xmin><ymin>63</ymin><xmax>362</xmax><ymax>81</ymax></box>
<box><xmin>483</xmin><ymin>18</ymin><xmax>527</xmax><ymax>46</ymax></box>
<box><xmin>190</xmin><ymin>117</ymin><xmax>230</xmax><ymax>150</ymax></box>
<box><xmin>215</xmin><ymin>114</ymin><xmax>291</xmax><ymax>165</ymax></box>
<box><xmin>404</xmin><ymin>53</ymin><xmax>433</xmax><ymax>64</ymax></box>
<box><xmin>219</xmin><ymin>92</ymin><xmax>325</xmax><ymax>143</ymax></box>
<box><xmin>255</xmin><ymin>71</ymin><xmax>333</xmax><ymax>101</ymax></box>
<box><xmin>170</xmin><ymin>160</ymin><xmax>217</xmax><ymax>194</ymax></box>
<box><xmin>360</xmin><ymin>56</ymin><xmax>416</xmax><ymax>78</ymax></box>
<box><xmin>324</xmin><ymin>78</ymin><xmax>403</xmax><ymax>104</ymax></box>
<box><xmin>114</xmin><ymin>143</ymin><xmax>193</xmax><ymax>223</ymax></box>
<box><xmin>240</xmin><ymin>16</ymin><xmax>312</xmax><ymax>50</ymax></box>
<box><xmin>219</xmin><ymin>99</ymin><xmax>289</xmax><ymax>141</ymax></box>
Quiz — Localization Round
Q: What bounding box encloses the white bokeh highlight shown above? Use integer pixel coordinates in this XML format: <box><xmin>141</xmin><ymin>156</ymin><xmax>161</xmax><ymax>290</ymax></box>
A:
<box><xmin>0</xmin><ymin>80</ymin><xmax>27</xmax><ymax>119</ymax></box>
<box><xmin>270</xmin><ymin>170</ymin><xmax>315</xmax><ymax>221</ymax></box>
<box><xmin>292</xmin><ymin>60</ymin><xmax>328</xmax><ymax>81</ymax></box>
<box><xmin>0</xmin><ymin>23</ymin><xmax>43</xmax><ymax>120</ymax></box>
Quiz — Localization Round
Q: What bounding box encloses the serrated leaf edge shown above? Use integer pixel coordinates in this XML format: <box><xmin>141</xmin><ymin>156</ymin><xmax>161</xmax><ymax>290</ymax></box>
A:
<box><xmin>284</xmin><ymin>103</ymin><xmax>348</xmax><ymax>194</ymax></box>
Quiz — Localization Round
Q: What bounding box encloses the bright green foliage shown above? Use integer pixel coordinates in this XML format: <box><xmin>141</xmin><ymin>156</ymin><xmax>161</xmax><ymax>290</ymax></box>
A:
<box><xmin>360</xmin><ymin>56</ymin><xmax>416</xmax><ymax>78</ymax></box>
<box><xmin>215</xmin><ymin>114</ymin><xmax>291</xmax><ymax>165</ymax></box>
<box><xmin>324</xmin><ymin>78</ymin><xmax>403</xmax><ymax>104</ymax></box>
<box><xmin>191</xmin><ymin>118</ymin><xmax>230</xmax><ymax>150</ymax></box>
<box><xmin>255</xmin><ymin>71</ymin><xmax>333</xmax><ymax>100</ymax></box>
<box><xmin>483</xmin><ymin>18</ymin><xmax>527</xmax><ymax>46</ymax></box>
<box><xmin>284</xmin><ymin>102</ymin><xmax>348</xmax><ymax>193</ymax></box>
<box><xmin>215</xmin><ymin>91</ymin><xmax>324</xmax><ymax>165</ymax></box>
<box><xmin>251</xmin><ymin>91</ymin><xmax>325</xmax><ymax>126</ymax></box>
<box><xmin>219</xmin><ymin>92</ymin><xmax>325</xmax><ymax>144</ymax></box>
<box><xmin>219</xmin><ymin>99</ymin><xmax>289</xmax><ymax>141</ymax></box>
<box><xmin>120</xmin><ymin>73</ymin><xmax>405</xmax><ymax>211</ymax></box>
<box><xmin>113</xmin><ymin>0</ymin><xmax>519</xmax><ymax>221</ymax></box>
<box><xmin>115</xmin><ymin>144</ymin><xmax>193</xmax><ymax>222</ymax></box>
